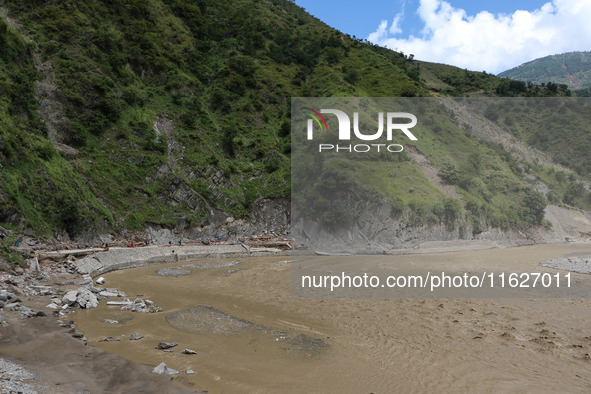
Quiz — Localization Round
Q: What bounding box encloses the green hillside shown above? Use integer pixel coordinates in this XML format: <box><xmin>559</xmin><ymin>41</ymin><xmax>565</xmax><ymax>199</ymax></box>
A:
<box><xmin>498</xmin><ymin>51</ymin><xmax>591</xmax><ymax>92</ymax></box>
<box><xmin>0</xmin><ymin>0</ymin><xmax>424</xmax><ymax>237</ymax></box>
<box><xmin>0</xmin><ymin>0</ymin><xmax>589</xmax><ymax>247</ymax></box>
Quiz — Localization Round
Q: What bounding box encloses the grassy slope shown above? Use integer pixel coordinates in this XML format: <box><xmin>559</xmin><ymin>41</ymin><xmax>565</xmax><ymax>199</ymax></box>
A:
<box><xmin>0</xmin><ymin>17</ymin><xmax>112</xmax><ymax>237</ymax></box>
<box><xmin>0</xmin><ymin>0</ymin><xmax>589</xmax><ymax>239</ymax></box>
<box><xmin>0</xmin><ymin>0</ymin><xmax>423</xmax><ymax>235</ymax></box>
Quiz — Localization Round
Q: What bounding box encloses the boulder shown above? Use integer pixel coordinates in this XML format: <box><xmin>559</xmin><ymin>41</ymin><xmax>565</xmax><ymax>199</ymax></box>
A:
<box><xmin>5</xmin><ymin>302</ymin><xmax>20</xmax><ymax>310</ymax></box>
<box><xmin>99</xmin><ymin>291</ymin><xmax>119</xmax><ymax>297</ymax></box>
<box><xmin>19</xmin><ymin>307</ymin><xmax>37</xmax><ymax>318</ymax></box>
<box><xmin>99</xmin><ymin>337</ymin><xmax>121</xmax><ymax>342</ymax></box>
<box><xmin>76</xmin><ymin>288</ymin><xmax>98</xmax><ymax>309</ymax></box>
<box><xmin>181</xmin><ymin>349</ymin><xmax>197</xmax><ymax>355</ymax></box>
<box><xmin>156</xmin><ymin>342</ymin><xmax>178</xmax><ymax>350</ymax></box>
<box><xmin>63</xmin><ymin>290</ymin><xmax>78</xmax><ymax>305</ymax></box>
<box><xmin>152</xmin><ymin>362</ymin><xmax>179</xmax><ymax>375</ymax></box>
<box><xmin>28</xmin><ymin>256</ymin><xmax>39</xmax><ymax>272</ymax></box>
<box><xmin>152</xmin><ymin>362</ymin><xmax>167</xmax><ymax>374</ymax></box>
<box><xmin>130</xmin><ymin>333</ymin><xmax>144</xmax><ymax>340</ymax></box>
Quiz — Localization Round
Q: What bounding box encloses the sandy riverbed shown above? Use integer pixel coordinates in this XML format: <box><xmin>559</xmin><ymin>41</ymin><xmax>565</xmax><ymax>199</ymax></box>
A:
<box><xmin>69</xmin><ymin>243</ymin><xmax>591</xmax><ymax>393</ymax></box>
<box><xmin>0</xmin><ymin>297</ymin><xmax>194</xmax><ymax>393</ymax></box>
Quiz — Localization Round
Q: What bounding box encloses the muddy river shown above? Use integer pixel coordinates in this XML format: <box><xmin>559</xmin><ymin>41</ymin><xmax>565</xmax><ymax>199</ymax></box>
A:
<box><xmin>74</xmin><ymin>244</ymin><xmax>591</xmax><ymax>393</ymax></box>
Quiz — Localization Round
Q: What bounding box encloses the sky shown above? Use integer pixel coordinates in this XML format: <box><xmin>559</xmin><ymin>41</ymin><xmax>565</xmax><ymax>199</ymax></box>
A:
<box><xmin>294</xmin><ymin>0</ymin><xmax>591</xmax><ymax>74</ymax></box>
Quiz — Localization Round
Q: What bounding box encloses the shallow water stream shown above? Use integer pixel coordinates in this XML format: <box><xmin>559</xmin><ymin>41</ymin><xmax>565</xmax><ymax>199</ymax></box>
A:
<box><xmin>74</xmin><ymin>245</ymin><xmax>591</xmax><ymax>393</ymax></box>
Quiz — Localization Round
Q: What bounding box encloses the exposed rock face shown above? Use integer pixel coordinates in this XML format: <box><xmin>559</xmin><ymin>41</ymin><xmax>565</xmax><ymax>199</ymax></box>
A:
<box><xmin>145</xmin><ymin>197</ymin><xmax>290</xmax><ymax>245</ymax></box>
<box><xmin>541</xmin><ymin>205</ymin><xmax>591</xmax><ymax>242</ymax></box>
<box><xmin>292</xmin><ymin>199</ymin><xmax>533</xmax><ymax>253</ymax></box>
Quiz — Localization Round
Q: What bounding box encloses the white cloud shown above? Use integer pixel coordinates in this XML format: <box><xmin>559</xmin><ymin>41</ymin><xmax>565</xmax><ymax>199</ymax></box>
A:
<box><xmin>367</xmin><ymin>0</ymin><xmax>591</xmax><ymax>74</ymax></box>
<box><xmin>368</xmin><ymin>20</ymin><xmax>389</xmax><ymax>44</ymax></box>
<box><xmin>389</xmin><ymin>12</ymin><xmax>403</xmax><ymax>35</ymax></box>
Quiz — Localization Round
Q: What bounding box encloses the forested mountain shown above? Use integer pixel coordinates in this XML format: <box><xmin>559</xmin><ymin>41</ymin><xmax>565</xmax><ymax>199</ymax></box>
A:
<box><xmin>499</xmin><ymin>51</ymin><xmax>591</xmax><ymax>94</ymax></box>
<box><xmin>0</xmin><ymin>0</ymin><xmax>589</xmax><ymax>258</ymax></box>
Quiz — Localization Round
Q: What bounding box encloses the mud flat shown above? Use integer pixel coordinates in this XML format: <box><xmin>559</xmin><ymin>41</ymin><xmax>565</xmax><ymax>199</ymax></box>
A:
<box><xmin>73</xmin><ymin>243</ymin><xmax>591</xmax><ymax>393</ymax></box>
<box><xmin>0</xmin><ymin>295</ymin><xmax>194</xmax><ymax>394</ymax></box>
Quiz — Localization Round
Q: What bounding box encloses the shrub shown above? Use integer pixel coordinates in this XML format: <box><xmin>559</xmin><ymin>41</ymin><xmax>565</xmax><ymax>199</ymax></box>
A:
<box><xmin>439</xmin><ymin>162</ymin><xmax>460</xmax><ymax>184</ymax></box>
<box><xmin>563</xmin><ymin>181</ymin><xmax>585</xmax><ymax>205</ymax></box>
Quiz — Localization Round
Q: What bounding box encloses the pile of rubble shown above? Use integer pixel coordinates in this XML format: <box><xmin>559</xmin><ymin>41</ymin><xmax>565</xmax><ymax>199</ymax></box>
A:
<box><xmin>121</xmin><ymin>298</ymin><xmax>162</xmax><ymax>313</ymax></box>
<box><xmin>0</xmin><ymin>271</ymin><xmax>55</xmax><ymax>319</ymax></box>
<box><xmin>0</xmin><ymin>256</ymin><xmax>162</xmax><ymax>328</ymax></box>
<box><xmin>0</xmin><ymin>288</ymin><xmax>47</xmax><ymax>319</ymax></box>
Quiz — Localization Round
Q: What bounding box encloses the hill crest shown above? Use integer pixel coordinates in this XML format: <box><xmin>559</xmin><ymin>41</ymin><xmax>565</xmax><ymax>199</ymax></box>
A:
<box><xmin>498</xmin><ymin>51</ymin><xmax>591</xmax><ymax>91</ymax></box>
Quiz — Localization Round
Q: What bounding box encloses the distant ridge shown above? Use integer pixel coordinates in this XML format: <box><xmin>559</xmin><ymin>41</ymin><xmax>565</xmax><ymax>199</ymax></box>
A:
<box><xmin>498</xmin><ymin>51</ymin><xmax>591</xmax><ymax>90</ymax></box>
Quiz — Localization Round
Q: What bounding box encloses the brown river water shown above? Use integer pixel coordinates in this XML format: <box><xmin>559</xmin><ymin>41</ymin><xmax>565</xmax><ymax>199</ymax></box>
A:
<box><xmin>74</xmin><ymin>244</ymin><xmax>591</xmax><ymax>393</ymax></box>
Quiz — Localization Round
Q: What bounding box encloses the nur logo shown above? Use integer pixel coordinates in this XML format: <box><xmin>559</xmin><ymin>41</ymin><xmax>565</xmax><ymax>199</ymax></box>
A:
<box><xmin>303</xmin><ymin>108</ymin><xmax>418</xmax><ymax>153</ymax></box>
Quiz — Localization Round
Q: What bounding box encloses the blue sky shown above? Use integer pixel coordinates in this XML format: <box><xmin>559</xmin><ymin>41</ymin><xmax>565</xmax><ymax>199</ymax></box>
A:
<box><xmin>294</xmin><ymin>0</ymin><xmax>549</xmax><ymax>40</ymax></box>
<box><xmin>293</xmin><ymin>0</ymin><xmax>591</xmax><ymax>74</ymax></box>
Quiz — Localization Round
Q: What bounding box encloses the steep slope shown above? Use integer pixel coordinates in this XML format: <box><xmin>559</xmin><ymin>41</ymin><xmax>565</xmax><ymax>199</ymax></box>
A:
<box><xmin>0</xmin><ymin>0</ymin><xmax>588</xmax><ymax>248</ymax></box>
<box><xmin>0</xmin><ymin>16</ymin><xmax>112</xmax><ymax>237</ymax></box>
<box><xmin>498</xmin><ymin>51</ymin><xmax>591</xmax><ymax>92</ymax></box>
<box><xmin>0</xmin><ymin>0</ymin><xmax>423</xmax><ymax>238</ymax></box>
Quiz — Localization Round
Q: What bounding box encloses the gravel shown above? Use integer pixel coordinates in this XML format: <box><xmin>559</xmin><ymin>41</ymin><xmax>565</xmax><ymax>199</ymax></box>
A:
<box><xmin>541</xmin><ymin>256</ymin><xmax>591</xmax><ymax>274</ymax></box>
<box><xmin>0</xmin><ymin>358</ymin><xmax>44</xmax><ymax>394</ymax></box>
<box><xmin>154</xmin><ymin>268</ymin><xmax>192</xmax><ymax>277</ymax></box>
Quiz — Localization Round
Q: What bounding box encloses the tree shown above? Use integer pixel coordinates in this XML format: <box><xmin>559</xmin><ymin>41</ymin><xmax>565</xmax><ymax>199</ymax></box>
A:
<box><xmin>520</xmin><ymin>189</ymin><xmax>546</xmax><ymax>226</ymax></box>
<box><xmin>443</xmin><ymin>198</ymin><xmax>462</xmax><ymax>229</ymax></box>
<box><xmin>0</xmin><ymin>19</ymin><xmax>7</xmax><ymax>39</ymax></box>
<box><xmin>344</xmin><ymin>69</ymin><xmax>359</xmax><ymax>84</ymax></box>
<box><xmin>563</xmin><ymin>181</ymin><xmax>584</xmax><ymax>205</ymax></box>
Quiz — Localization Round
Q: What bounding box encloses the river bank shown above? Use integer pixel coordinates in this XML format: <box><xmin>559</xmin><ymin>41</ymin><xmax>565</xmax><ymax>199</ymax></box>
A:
<box><xmin>0</xmin><ymin>296</ymin><xmax>195</xmax><ymax>394</ymax></box>
<box><xmin>0</xmin><ymin>240</ymin><xmax>287</xmax><ymax>393</ymax></box>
